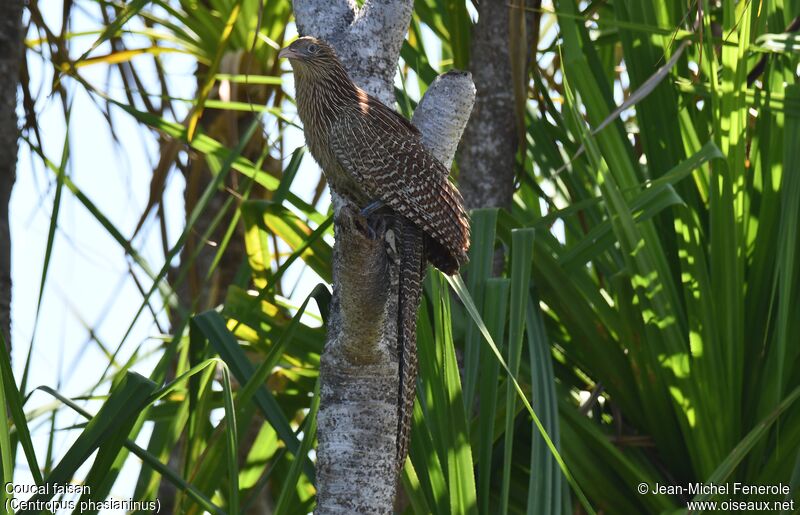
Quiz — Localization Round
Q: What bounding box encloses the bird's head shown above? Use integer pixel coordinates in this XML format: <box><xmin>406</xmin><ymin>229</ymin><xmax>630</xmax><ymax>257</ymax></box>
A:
<box><xmin>279</xmin><ymin>36</ymin><xmax>358</xmax><ymax>110</ymax></box>
<box><xmin>278</xmin><ymin>37</ymin><xmax>337</xmax><ymax>69</ymax></box>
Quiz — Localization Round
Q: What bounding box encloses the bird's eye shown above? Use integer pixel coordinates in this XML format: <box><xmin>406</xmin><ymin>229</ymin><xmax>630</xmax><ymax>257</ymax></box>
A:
<box><xmin>307</xmin><ymin>44</ymin><xmax>319</xmax><ymax>54</ymax></box>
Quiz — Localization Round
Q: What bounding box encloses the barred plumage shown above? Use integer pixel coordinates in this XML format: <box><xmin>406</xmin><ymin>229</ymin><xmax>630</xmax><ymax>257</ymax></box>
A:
<box><xmin>280</xmin><ymin>36</ymin><xmax>470</xmax><ymax>476</ymax></box>
<box><xmin>329</xmin><ymin>105</ymin><xmax>470</xmax><ymax>274</ymax></box>
<box><xmin>393</xmin><ymin>217</ymin><xmax>424</xmax><ymax>475</ymax></box>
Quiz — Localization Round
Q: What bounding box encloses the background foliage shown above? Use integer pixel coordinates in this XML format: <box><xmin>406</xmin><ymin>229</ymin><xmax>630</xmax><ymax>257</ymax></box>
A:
<box><xmin>4</xmin><ymin>0</ymin><xmax>800</xmax><ymax>513</ymax></box>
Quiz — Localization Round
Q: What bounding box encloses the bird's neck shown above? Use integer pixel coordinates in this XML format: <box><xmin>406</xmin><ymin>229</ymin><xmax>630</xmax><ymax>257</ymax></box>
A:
<box><xmin>294</xmin><ymin>63</ymin><xmax>360</xmax><ymax>132</ymax></box>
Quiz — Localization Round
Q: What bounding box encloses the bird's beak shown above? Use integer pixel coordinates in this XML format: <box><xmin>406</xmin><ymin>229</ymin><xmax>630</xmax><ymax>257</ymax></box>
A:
<box><xmin>278</xmin><ymin>47</ymin><xmax>299</xmax><ymax>60</ymax></box>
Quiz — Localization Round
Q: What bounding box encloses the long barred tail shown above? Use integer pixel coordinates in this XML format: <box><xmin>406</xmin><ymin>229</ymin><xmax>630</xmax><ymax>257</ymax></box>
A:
<box><xmin>395</xmin><ymin>217</ymin><xmax>425</xmax><ymax>477</ymax></box>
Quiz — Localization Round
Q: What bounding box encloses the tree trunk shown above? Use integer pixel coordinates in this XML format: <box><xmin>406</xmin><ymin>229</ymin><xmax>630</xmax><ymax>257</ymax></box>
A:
<box><xmin>457</xmin><ymin>0</ymin><xmax>517</xmax><ymax>210</ymax></box>
<box><xmin>457</xmin><ymin>0</ymin><xmax>540</xmax><ymax>211</ymax></box>
<box><xmin>292</xmin><ymin>1</ymin><xmax>475</xmax><ymax>512</ymax></box>
<box><xmin>0</xmin><ymin>0</ymin><xmax>24</xmax><ymax>354</ymax></box>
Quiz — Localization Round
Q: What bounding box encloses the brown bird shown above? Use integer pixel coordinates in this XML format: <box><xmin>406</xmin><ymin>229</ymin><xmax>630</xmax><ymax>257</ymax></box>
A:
<box><xmin>279</xmin><ymin>36</ymin><xmax>470</xmax><ymax>476</ymax></box>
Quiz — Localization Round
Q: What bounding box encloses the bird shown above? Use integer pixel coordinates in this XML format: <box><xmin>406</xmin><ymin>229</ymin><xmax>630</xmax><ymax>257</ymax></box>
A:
<box><xmin>279</xmin><ymin>36</ymin><xmax>470</xmax><ymax>477</ymax></box>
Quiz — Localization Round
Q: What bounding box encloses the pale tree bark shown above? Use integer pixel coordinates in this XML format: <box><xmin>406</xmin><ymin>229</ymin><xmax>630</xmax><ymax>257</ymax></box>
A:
<box><xmin>458</xmin><ymin>0</ymin><xmax>541</xmax><ymax>211</ymax></box>
<box><xmin>0</xmin><ymin>0</ymin><xmax>24</xmax><ymax>354</ymax></box>
<box><xmin>457</xmin><ymin>0</ymin><xmax>517</xmax><ymax>210</ymax></box>
<box><xmin>292</xmin><ymin>1</ymin><xmax>475</xmax><ymax>512</ymax></box>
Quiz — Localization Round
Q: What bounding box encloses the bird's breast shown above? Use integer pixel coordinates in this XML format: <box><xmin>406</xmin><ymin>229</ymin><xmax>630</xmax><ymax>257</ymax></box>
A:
<box><xmin>295</xmin><ymin>80</ymin><xmax>371</xmax><ymax>204</ymax></box>
<box><xmin>298</xmin><ymin>112</ymin><xmax>370</xmax><ymax>206</ymax></box>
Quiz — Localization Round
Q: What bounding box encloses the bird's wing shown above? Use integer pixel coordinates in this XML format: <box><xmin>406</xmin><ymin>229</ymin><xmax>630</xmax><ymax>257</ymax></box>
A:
<box><xmin>329</xmin><ymin>105</ymin><xmax>470</xmax><ymax>273</ymax></box>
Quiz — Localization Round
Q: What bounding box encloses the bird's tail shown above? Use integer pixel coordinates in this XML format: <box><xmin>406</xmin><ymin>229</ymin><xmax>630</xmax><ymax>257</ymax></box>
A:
<box><xmin>395</xmin><ymin>217</ymin><xmax>424</xmax><ymax>478</ymax></box>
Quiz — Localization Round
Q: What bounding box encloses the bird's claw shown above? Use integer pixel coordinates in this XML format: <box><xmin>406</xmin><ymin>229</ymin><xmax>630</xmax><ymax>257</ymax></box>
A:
<box><xmin>349</xmin><ymin>204</ymin><xmax>386</xmax><ymax>241</ymax></box>
<box><xmin>360</xmin><ymin>199</ymin><xmax>384</xmax><ymax>218</ymax></box>
<box><xmin>364</xmin><ymin>214</ymin><xmax>387</xmax><ymax>240</ymax></box>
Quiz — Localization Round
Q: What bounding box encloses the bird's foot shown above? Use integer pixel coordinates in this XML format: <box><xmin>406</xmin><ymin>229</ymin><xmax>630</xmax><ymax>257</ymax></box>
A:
<box><xmin>349</xmin><ymin>205</ymin><xmax>386</xmax><ymax>241</ymax></box>
<box><xmin>364</xmin><ymin>214</ymin><xmax>387</xmax><ymax>240</ymax></box>
<box><xmin>354</xmin><ymin>200</ymin><xmax>387</xmax><ymax>240</ymax></box>
<box><xmin>360</xmin><ymin>199</ymin><xmax>385</xmax><ymax>218</ymax></box>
